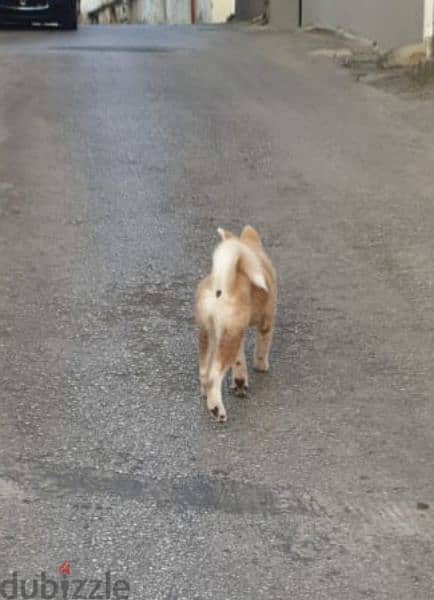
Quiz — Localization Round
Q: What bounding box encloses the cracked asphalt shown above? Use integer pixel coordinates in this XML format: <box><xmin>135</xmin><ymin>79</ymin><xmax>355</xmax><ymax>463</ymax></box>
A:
<box><xmin>1</xmin><ymin>23</ymin><xmax>434</xmax><ymax>600</ymax></box>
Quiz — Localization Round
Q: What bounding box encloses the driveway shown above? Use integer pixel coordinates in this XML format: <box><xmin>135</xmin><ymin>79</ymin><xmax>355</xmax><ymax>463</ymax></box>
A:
<box><xmin>0</xmin><ymin>24</ymin><xmax>433</xmax><ymax>600</ymax></box>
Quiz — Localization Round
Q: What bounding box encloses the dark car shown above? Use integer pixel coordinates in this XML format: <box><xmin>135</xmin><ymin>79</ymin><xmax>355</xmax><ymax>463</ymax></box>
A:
<box><xmin>0</xmin><ymin>0</ymin><xmax>79</xmax><ymax>29</ymax></box>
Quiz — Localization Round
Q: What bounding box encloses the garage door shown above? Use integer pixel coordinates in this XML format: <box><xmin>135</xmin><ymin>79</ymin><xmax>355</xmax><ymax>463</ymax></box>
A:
<box><xmin>302</xmin><ymin>0</ymin><xmax>424</xmax><ymax>49</ymax></box>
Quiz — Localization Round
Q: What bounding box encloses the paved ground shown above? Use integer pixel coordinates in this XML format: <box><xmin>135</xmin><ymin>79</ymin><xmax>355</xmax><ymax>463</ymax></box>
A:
<box><xmin>1</xmin><ymin>23</ymin><xmax>434</xmax><ymax>600</ymax></box>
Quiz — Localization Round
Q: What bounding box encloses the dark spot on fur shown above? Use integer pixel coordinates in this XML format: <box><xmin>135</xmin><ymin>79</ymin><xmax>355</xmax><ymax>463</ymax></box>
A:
<box><xmin>260</xmin><ymin>326</ymin><xmax>271</xmax><ymax>334</ymax></box>
<box><xmin>234</xmin><ymin>378</ymin><xmax>245</xmax><ymax>389</ymax></box>
<box><xmin>235</xmin><ymin>361</ymin><xmax>242</xmax><ymax>366</ymax></box>
<box><xmin>211</xmin><ymin>407</ymin><xmax>219</xmax><ymax>417</ymax></box>
<box><xmin>257</xmin><ymin>356</ymin><xmax>263</xmax><ymax>361</ymax></box>
<box><xmin>216</xmin><ymin>290</ymin><xmax>222</xmax><ymax>298</ymax></box>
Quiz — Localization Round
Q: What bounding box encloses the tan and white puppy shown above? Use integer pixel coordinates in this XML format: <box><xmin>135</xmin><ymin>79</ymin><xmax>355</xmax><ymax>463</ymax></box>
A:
<box><xmin>195</xmin><ymin>225</ymin><xmax>277</xmax><ymax>422</ymax></box>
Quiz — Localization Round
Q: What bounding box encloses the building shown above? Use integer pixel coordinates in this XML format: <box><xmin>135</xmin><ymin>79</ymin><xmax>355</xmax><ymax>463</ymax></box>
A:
<box><xmin>237</xmin><ymin>0</ymin><xmax>430</xmax><ymax>52</ymax></box>
<box><xmin>300</xmin><ymin>0</ymin><xmax>423</xmax><ymax>50</ymax></box>
<box><xmin>82</xmin><ymin>0</ymin><xmax>234</xmax><ymax>24</ymax></box>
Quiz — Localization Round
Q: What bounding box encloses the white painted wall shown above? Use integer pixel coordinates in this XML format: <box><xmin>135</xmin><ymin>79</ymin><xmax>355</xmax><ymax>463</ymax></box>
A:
<box><xmin>424</xmin><ymin>0</ymin><xmax>434</xmax><ymax>56</ymax></box>
<box><xmin>81</xmin><ymin>0</ymin><xmax>104</xmax><ymax>16</ymax></box>
<box><xmin>211</xmin><ymin>0</ymin><xmax>234</xmax><ymax>22</ymax></box>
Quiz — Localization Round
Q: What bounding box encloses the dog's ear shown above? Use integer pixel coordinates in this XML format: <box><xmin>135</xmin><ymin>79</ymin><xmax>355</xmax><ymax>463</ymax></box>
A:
<box><xmin>217</xmin><ymin>227</ymin><xmax>235</xmax><ymax>241</ymax></box>
<box><xmin>240</xmin><ymin>225</ymin><xmax>262</xmax><ymax>247</ymax></box>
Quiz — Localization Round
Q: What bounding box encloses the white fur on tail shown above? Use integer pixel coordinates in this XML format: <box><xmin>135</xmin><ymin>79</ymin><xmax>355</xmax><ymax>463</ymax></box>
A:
<box><xmin>212</xmin><ymin>237</ymin><xmax>268</xmax><ymax>293</ymax></box>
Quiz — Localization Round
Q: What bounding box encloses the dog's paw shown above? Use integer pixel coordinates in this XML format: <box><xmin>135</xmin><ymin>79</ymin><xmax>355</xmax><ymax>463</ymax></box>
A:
<box><xmin>209</xmin><ymin>404</ymin><xmax>227</xmax><ymax>423</ymax></box>
<box><xmin>230</xmin><ymin>378</ymin><xmax>248</xmax><ymax>397</ymax></box>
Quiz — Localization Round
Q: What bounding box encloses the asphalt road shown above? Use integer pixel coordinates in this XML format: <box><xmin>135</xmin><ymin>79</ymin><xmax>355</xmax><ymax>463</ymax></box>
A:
<box><xmin>1</xmin><ymin>24</ymin><xmax>434</xmax><ymax>600</ymax></box>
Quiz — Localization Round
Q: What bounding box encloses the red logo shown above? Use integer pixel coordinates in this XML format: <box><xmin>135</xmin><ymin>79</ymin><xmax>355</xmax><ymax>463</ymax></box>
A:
<box><xmin>58</xmin><ymin>561</ymin><xmax>72</xmax><ymax>577</ymax></box>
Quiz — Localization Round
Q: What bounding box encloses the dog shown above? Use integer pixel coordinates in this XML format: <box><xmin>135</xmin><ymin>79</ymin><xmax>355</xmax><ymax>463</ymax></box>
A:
<box><xmin>195</xmin><ymin>225</ymin><xmax>277</xmax><ymax>422</ymax></box>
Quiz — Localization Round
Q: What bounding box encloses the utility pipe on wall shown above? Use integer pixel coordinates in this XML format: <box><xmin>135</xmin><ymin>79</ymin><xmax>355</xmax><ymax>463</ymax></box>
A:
<box><xmin>424</xmin><ymin>0</ymin><xmax>434</xmax><ymax>58</ymax></box>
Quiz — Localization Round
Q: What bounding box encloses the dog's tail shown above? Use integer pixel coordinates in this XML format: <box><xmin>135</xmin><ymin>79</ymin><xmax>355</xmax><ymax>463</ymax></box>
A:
<box><xmin>212</xmin><ymin>232</ymin><xmax>268</xmax><ymax>296</ymax></box>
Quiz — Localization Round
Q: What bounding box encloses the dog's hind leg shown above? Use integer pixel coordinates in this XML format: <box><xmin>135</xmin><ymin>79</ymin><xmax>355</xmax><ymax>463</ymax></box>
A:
<box><xmin>254</xmin><ymin>321</ymin><xmax>273</xmax><ymax>373</ymax></box>
<box><xmin>230</xmin><ymin>334</ymin><xmax>248</xmax><ymax>396</ymax></box>
<box><xmin>207</xmin><ymin>329</ymin><xmax>243</xmax><ymax>423</ymax></box>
